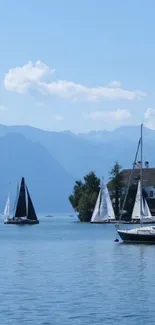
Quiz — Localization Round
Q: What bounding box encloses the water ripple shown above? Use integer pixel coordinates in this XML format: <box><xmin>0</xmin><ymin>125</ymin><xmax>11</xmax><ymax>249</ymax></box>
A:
<box><xmin>0</xmin><ymin>216</ymin><xmax>154</xmax><ymax>324</ymax></box>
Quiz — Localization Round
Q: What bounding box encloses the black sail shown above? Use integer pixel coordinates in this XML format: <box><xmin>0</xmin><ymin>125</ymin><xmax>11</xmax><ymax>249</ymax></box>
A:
<box><xmin>26</xmin><ymin>186</ymin><xmax>38</xmax><ymax>221</ymax></box>
<box><xmin>14</xmin><ymin>177</ymin><xmax>27</xmax><ymax>218</ymax></box>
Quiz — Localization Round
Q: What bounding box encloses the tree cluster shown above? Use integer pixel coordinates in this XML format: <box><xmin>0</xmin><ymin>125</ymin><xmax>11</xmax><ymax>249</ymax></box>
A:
<box><xmin>69</xmin><ymin>172</ymin><xmax>100</xmax><ymax>222</ymax></box>
<box><xmin>69</xmin><ymin>162</ymin><xmax>147</xmax><ymax>222</ymax></box>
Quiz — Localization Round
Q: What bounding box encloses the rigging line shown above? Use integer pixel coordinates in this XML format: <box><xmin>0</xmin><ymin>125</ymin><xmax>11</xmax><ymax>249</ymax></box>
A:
<box><xmin>116</xmin><ymin>135</ymin><xmax>141</xmax><ymax>228</ymax></box>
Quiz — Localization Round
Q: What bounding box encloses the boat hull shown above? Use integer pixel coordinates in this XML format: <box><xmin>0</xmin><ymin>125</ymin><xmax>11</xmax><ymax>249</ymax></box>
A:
<box><xmin>90</xmin><ymin>220</ymin><xmax>111</xmax><ymax>224</ymax></box>
<box><xmin>4</xmin><ymin>218</ymin><xmax>39</xmax><ymax>225</ymax></box>
<box><xmin>90</xmin><ymin>220</ymin><xmax>135</xmax><ymax>224</ymax></box>
<box><xmin>117</xmin><ymin>229</ymin><xmax>155</xmax><ymax>243</ymax></box>
<box><xmin>132</xmin><ymin>219</ymin><xmax>155</xmax><ymax>224</ymax></box>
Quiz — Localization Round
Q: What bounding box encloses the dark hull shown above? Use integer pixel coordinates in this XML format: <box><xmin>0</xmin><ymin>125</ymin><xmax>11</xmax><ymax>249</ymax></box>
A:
<box><xmin>117</xmin><ymin>230</ymin><xmax>155</xmax><ymax>243</ymax></box>
<box><xmin>91</xmin><ymin>220</ymin><xmax>111</xmax><ymax>224</ymax></box>
<box><xmin>4</xmin><ymin>218</ymin><xmax>39</xmax><ymax>225</ymax></box>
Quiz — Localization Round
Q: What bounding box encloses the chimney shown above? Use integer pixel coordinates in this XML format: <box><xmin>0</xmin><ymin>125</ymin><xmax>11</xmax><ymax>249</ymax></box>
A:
<box><xmin>145</xmin><ymin>161</ymin><xmax>149</xmax><ymax>168</ymax></box>
<box><xmin>137</xmin><ymin>161</ymin><xmax>141</xmax><ymax>169</ymax></box>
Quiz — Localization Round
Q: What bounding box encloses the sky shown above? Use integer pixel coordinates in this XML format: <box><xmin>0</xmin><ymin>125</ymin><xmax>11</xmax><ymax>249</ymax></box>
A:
<box><xmin>0</xmin><ymin>0</ymin><xmax>155</xmax><ymax>133</ymax></box>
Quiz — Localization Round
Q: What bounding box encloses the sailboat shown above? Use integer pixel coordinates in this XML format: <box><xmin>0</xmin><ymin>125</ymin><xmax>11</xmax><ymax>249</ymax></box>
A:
<box><xmin>131</xmin><ymin>180</ymin><xmax>155</xmax><ymax>224</ymax></box>
<box><xmin>3</xmin><ymin>192</ymin><xmax>10</xmax><ymax>223</ymax></box>
<box><xmin>117</xmin><ymin>124</ymin><xmax>155</xmax><ymax>243</ymax></box>
<box><xmin>4</xmin><ymin>177</ymin><xmax>39</xmax><ymax>225</ymax></box>
<box><xmin>91</xmin><ymin>180</ymin><xmax>115</xmax><ymax>223</ymax></box>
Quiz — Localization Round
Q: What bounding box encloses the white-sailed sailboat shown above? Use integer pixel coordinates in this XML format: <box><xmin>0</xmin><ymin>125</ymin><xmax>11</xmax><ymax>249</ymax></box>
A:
<box><xmin>117</xmin><ymin>124</ymin><xmax>155</xmax><ymax>243</ymax></box>
<box><xmin>91</xmin><ymin>180</ymin><xmax>115</xmax><ymax>223</ymax></box>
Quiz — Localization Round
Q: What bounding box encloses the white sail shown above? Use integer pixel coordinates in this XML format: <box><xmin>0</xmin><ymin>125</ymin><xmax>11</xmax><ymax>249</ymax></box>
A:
<box><xmin>104</xmin><ymin>184</ymin><xmax>115</xmax><ymax>220</ymax></box>
<box><xmin>99</xmin><ymin>183</ymin><xmax>109</xmax><ymax>222</ymax></box>
<box><xmin>13</xmin><ymin>182</ymin><xmax>19</xmax><ymax>215</ymax></box>
<box><xmin>91</xmin><ymin>190</ymin><xmax>101</xmax><ymax>222</ymax></box>
<box><xmin>140</xmin><ymin>197</ymin><xmax>155</xmax><ymax>222</ymax></box>
<box><xmin>131</xmin><ymin>180</ymin><xmax>141</xmax><ymax>220</ymax></box>
<box><xmin>143</xmin><ymin>198</ymin><xmax>151</xmax><ymax>217</ymax></box>
<box><xmin>4</xmin><ymin>193</ymin><xmax>10</xmax><ymax>221</ymax></box>
<box><xmin>91</xmin><ymin>181</ymin><xmax>115</xmax><ymax>222</ymax></box>
<box><xmin>132</xmin><ymin>181</ymin><xmax>154</xmax><ymax>221</ymax></box>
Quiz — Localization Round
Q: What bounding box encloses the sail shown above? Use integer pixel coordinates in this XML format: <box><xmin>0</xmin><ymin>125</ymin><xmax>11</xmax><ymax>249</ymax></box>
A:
<box><xmin>26</xmin><ymin>186</ymin><xmax>38</xmax><ymax>221</ymax></box>
<box><xmin>91</xmin><ymin>182</ymin><xmax>115</xmax><ymax>222</ymax></box>
<box><xmin>143</xmin><ymin>198</ymin><xmax>151</xmax><ymax>217</ymax></box>
<box><xmin>104</xmin><ymin>184</ymin><xmax>115</xmax><ymax>220</ymax></box>
<box><xmin>99</xmin><ymin>183</ymin><xmax>109</xmax><ymax>221</ymax></box>
<box><xmin>131</xmin><ymin>180</ymin><xmax>141</xmax><ymax>219</ymax></box>
<box><xmin>4</xmin><ymin>193</ymin><xmax>10</xmax><ymax>220</ymax></box>
<box><xmin>13</xmin><ymin>182</ymin><xmax>19</xmax><ymax>215</ymax></box>
<box><xmin>132</xmin><ymin>181</ymin><xmax>152</xmax><ymax>220</ymax></box>
<box><xmin>91</xmin><ymin>190</ymin><xmax>101</xmax><ymax>222</ymax></box>
<box><xmin>14</xmin><ymin>177</ymin><xmax>27</xmax><ymax>218</ymax></box>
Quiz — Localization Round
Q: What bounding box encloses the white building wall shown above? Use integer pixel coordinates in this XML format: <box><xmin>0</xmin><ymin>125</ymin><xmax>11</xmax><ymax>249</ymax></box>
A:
<box><xmin>144</xmin><ymin>186</ymin><xmax>155</xmax><ymax>198</ymax></box>
<box><xmin>121</xmin><ymin>186</ymin><xmax>155</xmax><ymax>199</ymax></box>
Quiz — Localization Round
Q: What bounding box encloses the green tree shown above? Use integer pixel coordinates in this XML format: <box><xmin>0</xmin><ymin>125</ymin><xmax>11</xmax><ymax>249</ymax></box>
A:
<box><xmin>108</xmin><ymin>161</ymin><xmax>123</xmax><ymax>219</ymax></box>
<box><xmin>69</xmin><ymin>171</ymin><xmax>100</xmax><ymax>222</ymax></box>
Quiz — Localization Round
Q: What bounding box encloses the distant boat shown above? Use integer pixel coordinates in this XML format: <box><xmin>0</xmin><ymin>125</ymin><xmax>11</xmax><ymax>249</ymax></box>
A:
<box><xmin>91</xmin><ymin>179</ymin><xmax>115</xmax><ymax>223</ymax></box>
<box><xmin>45</xmin><ymin>215</ymin><xmax>54</xmax><ymax>218</ymax></box>
<box><xmin>4</xmin><ymin>177</ymin><xmax>39</xmax><ymax>225</ymax></box>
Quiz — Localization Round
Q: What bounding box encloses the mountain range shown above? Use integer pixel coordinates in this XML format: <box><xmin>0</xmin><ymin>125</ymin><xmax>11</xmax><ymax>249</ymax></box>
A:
<box><xmin>0</xmin><ymin>124</ymin><xmax>154</xmax><ymax>213</ymax></box>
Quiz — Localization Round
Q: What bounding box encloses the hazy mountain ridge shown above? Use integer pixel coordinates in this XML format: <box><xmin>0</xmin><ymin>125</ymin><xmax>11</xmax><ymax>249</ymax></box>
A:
<box><xmin>0</xmin><ymin>124</ymin><xmax>155</xmax><ymax>212</ymax></box>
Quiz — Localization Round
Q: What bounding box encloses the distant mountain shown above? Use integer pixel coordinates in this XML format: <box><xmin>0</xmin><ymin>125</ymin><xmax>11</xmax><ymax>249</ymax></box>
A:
<box><xmin>78</xmin><ymin>126</ymin><xmax>155</xmax><ymax>143</ymax></box>
<box><xmin>0</xmin><ymin>124</ymin><xmax>155</xmax><ymax>214</ymax></box>
<box><xmin>0</xmin><ymin>133</ymin><xmax>74</xmax><ymax>213</ymax></box>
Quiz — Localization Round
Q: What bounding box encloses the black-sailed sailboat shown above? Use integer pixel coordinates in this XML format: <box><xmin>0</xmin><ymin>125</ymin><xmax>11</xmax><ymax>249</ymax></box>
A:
<box><xmin>4</xmin><ymin>177</ymin><xmax>39</xmax><ymax>225</ymax></box>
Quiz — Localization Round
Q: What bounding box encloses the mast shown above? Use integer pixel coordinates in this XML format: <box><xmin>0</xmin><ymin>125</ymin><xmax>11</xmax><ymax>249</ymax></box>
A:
<box><xmin>140</xmin><ymin>124</ymin><xmax>143</xmax><ymax>225</ymax></box>
<box><xmin>13</xmin><ymin>182</ymin><xmax>19</xmax><ymax>215</ymax></box>
<box><xmin>99</xmin><ymin>176</ymin><xmax>104</xmax><ymax>215</ymax></box>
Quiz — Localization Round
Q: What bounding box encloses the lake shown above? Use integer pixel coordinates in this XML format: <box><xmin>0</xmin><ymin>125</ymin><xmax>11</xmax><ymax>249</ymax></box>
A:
<box><xmin>0</xmin><ymin>214</ymin><xmax>155</xmax><ymax>324</ymax></box>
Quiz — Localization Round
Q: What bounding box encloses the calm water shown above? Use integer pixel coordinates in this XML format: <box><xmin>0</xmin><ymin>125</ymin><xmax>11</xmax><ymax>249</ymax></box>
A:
<box><xmin>0</xmin><ymin>215</ymin><xmax>155</xmax><ymax>324</ymax></box>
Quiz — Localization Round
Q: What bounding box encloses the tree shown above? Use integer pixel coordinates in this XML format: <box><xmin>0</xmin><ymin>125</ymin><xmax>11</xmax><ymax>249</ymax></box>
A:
<box><xmin>108</xmin><ymin>161</ymin><xmax>123</xmax><ymax>219</ymax></box>
<box><xmin>69</xmin><ymin>171</ymin><xmax>100</xmax><ymax>222</ymax></box>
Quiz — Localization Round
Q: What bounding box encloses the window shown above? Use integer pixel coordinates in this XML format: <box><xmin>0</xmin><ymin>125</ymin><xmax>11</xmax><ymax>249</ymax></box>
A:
<box><xmin>150</xmin><ymin>190</ymin><xmax>154</xmax><ymax>198</ymax></box>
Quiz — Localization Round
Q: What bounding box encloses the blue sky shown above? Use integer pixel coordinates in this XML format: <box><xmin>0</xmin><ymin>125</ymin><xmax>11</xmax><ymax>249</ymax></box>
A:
<box><xmin>0</xmin><ymin>0</ymin><xmax>155</xmax><ymax>133</ymax></box>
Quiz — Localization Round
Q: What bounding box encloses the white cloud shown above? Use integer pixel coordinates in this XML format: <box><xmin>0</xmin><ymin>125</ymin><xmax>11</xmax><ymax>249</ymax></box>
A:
<box><xmin>4</xmin><ymin>60</ymin><xmax>147</xmax><ymax>101</ymax></box>
<box><xmin>144</xmin><ymin>107</ymin><xmax>155</xmax><ymax>119</ymax></box>
<box><xmin>40</xmin><ymin>80</ymin><xmax>146</xmax><ymax>101</ymax></box>
<box><xmin>4</xmin><ymin>60</ymin><xmax>54</xmax><ymax>94</ymax></box>
<box><xmin>83</xmin><ymin>109</ymin><xmax>131</xmax><ymax>121</ymax></box>
<box><xmin>51</xmin><ymin>114</ymin><xmax>64</xmax><ymax>121</ymax></box>
<box><xmin>144</xmin><ymin>108</ymin><xmax>155</xmax><ymax>129</ymax></box>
